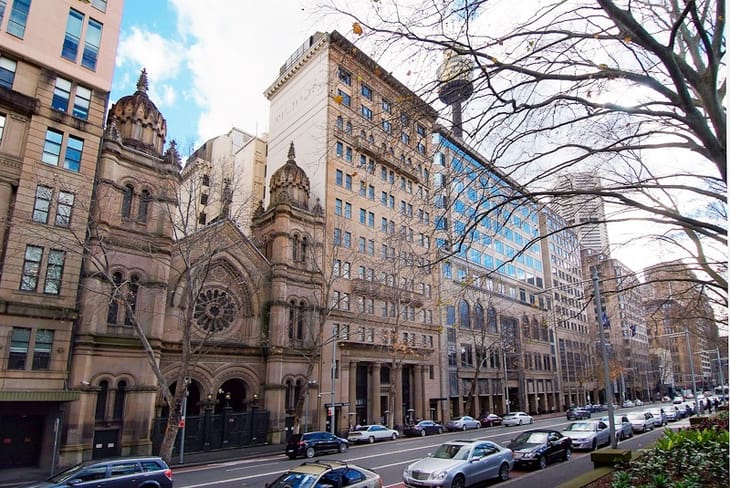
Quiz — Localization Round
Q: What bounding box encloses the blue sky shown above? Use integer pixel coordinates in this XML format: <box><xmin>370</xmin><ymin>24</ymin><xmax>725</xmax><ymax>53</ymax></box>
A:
<box><xmin>110</xmin><ymin>1</ymin><xmax>332</xmax><ymax>152</ymax></box>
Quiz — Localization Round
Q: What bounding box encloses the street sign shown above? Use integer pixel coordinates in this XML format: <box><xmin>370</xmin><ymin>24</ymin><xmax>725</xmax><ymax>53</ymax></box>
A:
<box><xmin>179</xmin><ymin>419</ymin><xmax>185</xmax><ymax>428</ymax></box>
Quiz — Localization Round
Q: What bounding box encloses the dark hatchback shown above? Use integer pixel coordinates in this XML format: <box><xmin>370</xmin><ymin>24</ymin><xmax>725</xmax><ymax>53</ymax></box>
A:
<box><xmin>566</xmin><ymin>407</ymin><xmax>591</xmax><ymax>420</ymax></box>
<box><xmin>20</xmin><ymin>456</ymin><xmax>172</xmax><ymax>488</ymax></box>
<box><xmin>402</xmin><ymin>420</ymin><xmax>445</xmax><ymax>437</ymax></box>
<box><xmin>285</xmin><ymin>431</ymin><xmax>349</xmax><ymax>459</ymax></box>
<box><xmin>507</xmin><ymin>429</ymin><xmax>572</xmax><ymax>470</ymax></box>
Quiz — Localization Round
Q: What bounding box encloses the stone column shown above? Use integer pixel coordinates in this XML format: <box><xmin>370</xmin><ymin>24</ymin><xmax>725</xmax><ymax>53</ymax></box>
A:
<box><xmin>0</xmin><ymin>180</ymin><xmax>13</xmax><ymax>257</ymax></box>
<box><xmin>394</xmin><ymin>364</ymin><xmax>403</xmax><ymax>428</ymax></box>
<box><xmin>414</xmin><ymin>365</ymin><xmax>424</xmax><ymax>420</ymax></box>
<box><xmin>348</xmin><ymin>361</ymin><xmax>357</xmax><ymax>429</ymax></box>
<box><xmin>368</xmin><ymin>363</ymin><xmax>380</xmax><ymax>425</ymax></box>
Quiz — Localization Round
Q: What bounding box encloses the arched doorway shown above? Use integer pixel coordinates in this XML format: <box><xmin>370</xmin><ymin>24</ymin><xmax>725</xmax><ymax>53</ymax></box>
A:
<box><xmin>215</xmin><ymin>378</ymin><xmax>247</xmax><ymax>413</ymax></box>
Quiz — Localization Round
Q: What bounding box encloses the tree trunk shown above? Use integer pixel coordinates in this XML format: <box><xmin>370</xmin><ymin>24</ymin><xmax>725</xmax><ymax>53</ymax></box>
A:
<box><xmin>158</xmin><ymin>408</ymin><xmax>182</xmax><ymax>463</ymax></box>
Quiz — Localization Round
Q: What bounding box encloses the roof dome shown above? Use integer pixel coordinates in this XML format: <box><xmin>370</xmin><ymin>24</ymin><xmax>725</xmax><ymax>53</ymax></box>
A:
<box><xmin>107</xmin><ymin>68</ymin><xmax>167</xmax><ymax>157</ymax></box>
<box><xmin>269</xmin><ymin>142</ymin><xmax>310</xmax><ymax>210</ymax></box>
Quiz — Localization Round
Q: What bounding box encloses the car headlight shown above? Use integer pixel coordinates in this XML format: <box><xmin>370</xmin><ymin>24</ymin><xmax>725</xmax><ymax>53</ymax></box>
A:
<box><xmin>432</xmin><ymin>470</ymin><xmax>448</xmax><ymax>480</ymax></box>
<box><xmin>522</xmin><ymin>452</ymin><xmax>536</xmax><ymax>459</ymax></box>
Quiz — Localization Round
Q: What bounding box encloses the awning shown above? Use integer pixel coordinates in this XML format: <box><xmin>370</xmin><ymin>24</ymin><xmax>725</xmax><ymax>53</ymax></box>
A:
<box><xmin>0</xmin><ymin>390</ymin><xmax>80</xmax><ymax>402</ymax></box>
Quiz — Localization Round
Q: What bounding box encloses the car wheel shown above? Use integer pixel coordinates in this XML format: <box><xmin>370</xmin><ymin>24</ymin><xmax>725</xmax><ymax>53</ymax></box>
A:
<box><xmin>529</xmin><ymin>418</ymin><xmax>533</xmax><ymax>424</ymax></box>
<box><xmin>591</xmin><ymin>439</ymin><xmax>597</xmax><ymax>451</ymax></box>
<box><xmin>438</xmin><ymin>428</ymin><xmax>443</xmax><ymax>434</ymax></box>
<box><xmin>420</xmin><ymin>429</ymin><xmax>426</xmax><ymax>437</ymax></box>
<box><xmin>538</xmin><ymin>455</ymin><xmax>547</xmax><ymax>470</ymax></box>
<box><xmin>305</xmin><ymin>447</ymin><xmax>315</xmax><ymax>458</ymax></box>
<box><xmin>519</xmin><ymin>419</ymin><xmax>523</xmax><ymax>426</ymax></box>
<box><xmin>338</xmin><ymin>443</ymin><xmax>348</xmax><ymax>453</ymax></box>
<box><xmin>462</xmin><ymin>425</ymin><xmax>468</xmax><ymax>431</ymax></box>
<box><xmin>451</xmin><ymin>474</ymin><xmax>466</xmax><ymax>488</ymax></box>
<box><xmin>642</xmin><ymin>425</ymin><xmax>647</xmax><ymax>433</ymax></box>
<box><xmin>498</xmin><ymin>462</ymin><xmax>511</xmax><ymax>481</ymax></box>
<box><xmin>391</xmin><ymin>433</ymin><xmax>398</xmax><ymax>440</ymax></box>
<box><xmin>368</xmin><ymin>436</ymin><xmax>375</xmax><ymax>444</ymax></box>
<box><xmin>564</xmin><ymin>448</ymin><xmax>572</xmax><ymax>461</ymax></box>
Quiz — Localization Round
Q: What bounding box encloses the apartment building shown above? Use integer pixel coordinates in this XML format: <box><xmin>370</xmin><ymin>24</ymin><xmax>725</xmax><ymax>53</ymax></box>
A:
<box><xmin>264</xmin><ymin>31</ymin><xmax>444</xmax><ymax>429</ymax></box>
<box><xmin>0</xmin><ymin>0</ymin><xmax>123</xmax><ymax>470</ymax></box>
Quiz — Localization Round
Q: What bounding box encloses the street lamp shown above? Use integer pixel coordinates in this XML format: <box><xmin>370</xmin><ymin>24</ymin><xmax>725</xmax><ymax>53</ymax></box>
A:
<box><xmin>591</xmin><ymin>266</ymin><xmax>617</xmax><ymax>449</ymax></box>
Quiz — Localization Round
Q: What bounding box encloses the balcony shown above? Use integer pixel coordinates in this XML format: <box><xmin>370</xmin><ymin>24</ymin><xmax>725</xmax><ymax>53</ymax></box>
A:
<box><xmin>351</xmin><ymin>279</ymin><xmax>424</xmax><ymax>308</ymax></box>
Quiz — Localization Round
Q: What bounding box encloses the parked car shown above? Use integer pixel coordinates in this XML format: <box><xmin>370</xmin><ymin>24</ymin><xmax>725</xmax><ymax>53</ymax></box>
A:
<box><xmin>402</xmin><ymin>439</ymin><xmax>513</xmax><ymax>487</ymax></box>
<box><xmin>645</xmin><ymin>408</ymin><xmax>667</xmax><ymax>427</ymax></box>
<box><xmin>599</xmin><ymin>415</ymin><xmax>634</xmax><ymax>441</ymax></box>
<box><xmin>347</xmin><ymin>424</ymin><xmax>399</xmax><ymax>443</ymax></box>
<box><xmin>285</xmin><ymin>431</ymin><xmax>349</xmax><ymax>459</ymax></box>
<box><xmin>664</xmin><ymin>405</ymin><xmax>680</xmax><ymax>421</ymax></box>
<box><xmin>445</xmin><ymin>415</ymin><xmax>481</xmax><ymax>431</ymax></box>
<box><xmin>566</xmin><ymin>407</ymin><xmax>591</xmax><ymax>420</ymax></box>
<box><xmin>625</xmin><ymin>412</ymin><xmax>655</xmax><ymax>433</ymax></box>
<box><xmin>19</xmin><ymin>456</ymin><xmax>173</xmax><ymax>488</ymax></box>
<box><xmin>633</xmin><ymin>399</ymin><xmax>643</xmax><ymax>406</ymax></box>
<box><xmin>507</xmin><ymin>429</ymin><xmax>572</xmax><ymax>470</ymax></box>
<box><xmin>403</xmin><ymin>420</ymin><xmax>445</xmax><ymax>437</ymax></box>
<box><xmin>621</xmin><ymin>400</ymin><xmax>635</xmax><ymax>408</ymax></box>
<box><xmin>560</xmin><ymin>420</ymin><xmax>611</xmax><ymax>451</ymax></box>
<box><xmin>477</xmin><ymin>413</ymin><xmax>503</xmax><ymax>427</ymax></box>
<box><xmin>502</xmin><ymin>412</ymin><xmax>534</xmax><ymax>426</ymax></box>
<box><xmin>672</xmin><ymin>396</ymin><xmax>684</xmax><ymax>404</ymax></box>
<box><xmin>266</xmin><ymin>460</ymin><xmax>382</xmax><ymax>488</ymax></box>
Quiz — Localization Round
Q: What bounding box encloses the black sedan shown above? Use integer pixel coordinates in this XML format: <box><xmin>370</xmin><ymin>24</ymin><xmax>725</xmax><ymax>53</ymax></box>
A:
<box><xmin>402</xmin><ymin>420</ymin><xmax>445</xmax><ymax>437</ymax></box>
<box><xmin>285</xmin><ymin>431</ymin><xmax>349</xmax><ymax>459</ymax></box>
<box><xmin>507</xmin><ymin>429</ymin><xmax>572</xmax><ymax>470</ymax></box>
<box><xmin>478</xmin><ymin>413</ymin><xmax>503</xmax><ymax>427</ymax></box>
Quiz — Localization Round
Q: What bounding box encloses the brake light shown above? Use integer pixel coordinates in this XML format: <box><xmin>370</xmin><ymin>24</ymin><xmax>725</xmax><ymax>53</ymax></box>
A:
<box><xmin>164</xmin><ymin>469</ymin><xmax>173</xmax><ymax>481</ymax></box>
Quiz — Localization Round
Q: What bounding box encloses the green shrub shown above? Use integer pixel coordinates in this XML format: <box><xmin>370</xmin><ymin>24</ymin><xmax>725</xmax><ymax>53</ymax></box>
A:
<box><xmin>611</xmin><ymin>428</ymin><xmax>729</xmax><ymax>487</ymax></box>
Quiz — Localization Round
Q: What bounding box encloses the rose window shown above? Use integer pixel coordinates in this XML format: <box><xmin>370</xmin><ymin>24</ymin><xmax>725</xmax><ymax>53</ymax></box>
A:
<box><xmin>193</xmin><ymin>288</ymin><xmax>238</xmax><ymax>332</ymax></box>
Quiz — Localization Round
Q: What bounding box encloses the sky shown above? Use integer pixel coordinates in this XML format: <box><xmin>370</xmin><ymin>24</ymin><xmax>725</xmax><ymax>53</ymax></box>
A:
<box><xmin>111</xmin><ymin>0</ymin><xmax>339</xmax><ymax>151</ymax></box>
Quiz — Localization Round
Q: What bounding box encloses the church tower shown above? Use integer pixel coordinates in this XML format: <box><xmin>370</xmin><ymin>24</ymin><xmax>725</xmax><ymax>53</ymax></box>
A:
<box><xmin>64</xmin><ymin>69</ymin><xmax>181</xmax><ymax>463</ymax></box>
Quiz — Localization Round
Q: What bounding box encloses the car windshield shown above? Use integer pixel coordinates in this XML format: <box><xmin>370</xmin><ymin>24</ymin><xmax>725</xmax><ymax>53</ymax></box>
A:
<box><xmin>48</xmin><ymin>463</ymin><xmax>87</xmax><ymax>483</ymax></box>
<box><xmin>627</xmin><ymin>413</ymin><xmax>644</xmax><ymax>420</ymax></box>
<box><xmin>433</xmin><ymin>443</ymin><xmax>471</xmax><ymax>460</ymax></box>
<box><xmin>564</xmin><ymin>422</ymin><xmax>594</xmax><ymax>432</ymax></box>
<box><xmin>266</xmin><ymin>471</ymin><xmax>318</xmax><ymax>488</ymax></box>
<box><xmin>514</xmin><ymin>432</ymin><xmax>548</xmax><ymax>445</ymax></box>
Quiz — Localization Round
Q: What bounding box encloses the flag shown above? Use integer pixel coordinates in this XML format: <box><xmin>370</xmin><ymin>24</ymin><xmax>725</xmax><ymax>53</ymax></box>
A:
<box><xmin>601</xmin><ymin>311</ymin><xmax>611</xmax><ymax>329</ymax></box>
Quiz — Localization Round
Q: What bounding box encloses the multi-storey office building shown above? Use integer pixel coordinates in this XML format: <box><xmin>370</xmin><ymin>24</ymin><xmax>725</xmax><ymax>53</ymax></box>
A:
<box><xmin>431</xmin><ymin>128</ymin><xmax>561</xmax><ymax>416</ymax></box>
<box><xmin>0</xmin><ymin>0</ymin><xmax>123</xmax><ymax>470</ymax></box>
<box><xmin>264</xmin><ymin>31</ymin><xmax>444</xmax><ymax>429</ymax></box>
<box><xmin>540</xmin><ymin>210</ymin><xmax>596</xmax><ymax>408</ymax></box>
<box><xmin>582</xmin><ymin>250</ymin><xmax>651</xmax><ymax>403</ymax></box>
<box><xmin>553</xmin><ymin>172</ymin><xmax>611</xmax><ymax>255</ymax></box>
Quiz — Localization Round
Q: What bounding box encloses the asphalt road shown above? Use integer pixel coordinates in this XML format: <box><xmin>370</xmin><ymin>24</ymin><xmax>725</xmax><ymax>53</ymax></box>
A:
<box><xmin>172</xmin><ymin>406</ymin><xmax>683</xmax><ymax>487</ymax></box>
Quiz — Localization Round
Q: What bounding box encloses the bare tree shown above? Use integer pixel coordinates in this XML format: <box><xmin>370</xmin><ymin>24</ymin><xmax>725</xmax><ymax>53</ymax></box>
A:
<box><xmin>323</xmin><ymin>0</ymin><xmax>726</xmax><ymax>328</ymax></box>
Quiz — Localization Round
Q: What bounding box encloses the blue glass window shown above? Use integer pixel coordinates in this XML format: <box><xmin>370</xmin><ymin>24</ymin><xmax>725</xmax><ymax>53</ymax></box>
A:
<box><xmin>62</xmin><ymin>9</ymin><xmax>84</xmax><ymax>61</ymax></box>
<box><xmin>64</xmin><ymin>136</ymin><xmax>83</xmax><ymax>172</ymax></box>
<box><xmin>7</xmin><ymin>0</ymin><xmax>30</xmax><ymax>38</ymax></box>
<box><xmin>82</xmin><ymin>18</ymin><xmax>103</xmax><ymax>70</ymax></box>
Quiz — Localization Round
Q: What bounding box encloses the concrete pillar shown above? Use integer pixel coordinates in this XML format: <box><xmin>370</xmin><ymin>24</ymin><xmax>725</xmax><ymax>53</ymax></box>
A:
<box><xmin>394</xmin><ymin>364</ymin><xmax>403</xmax><ymax>428</ymax></box>
<box><xmin>414</xmin><ymin>365</ymin><xmax>424</xmax><ymax>420</ymax></box>
<box><xmin>348</xmin><ymin>361</ymin><xmax>357</xmax><ymax>429</ymax></box>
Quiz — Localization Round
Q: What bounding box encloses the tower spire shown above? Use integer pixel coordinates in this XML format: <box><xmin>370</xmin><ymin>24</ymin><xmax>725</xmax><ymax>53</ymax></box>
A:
<box><xmin>136</xmin><ymin>68</ymin><xmax>149</xmax><ymax>95</ymax></box>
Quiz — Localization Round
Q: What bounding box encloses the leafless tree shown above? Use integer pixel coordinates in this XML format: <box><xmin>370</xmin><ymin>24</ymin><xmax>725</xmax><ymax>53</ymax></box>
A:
<box><xmin>322</xmin><ymin>0</ymin><xmax>726</xmax><ymax>329</ymax></box>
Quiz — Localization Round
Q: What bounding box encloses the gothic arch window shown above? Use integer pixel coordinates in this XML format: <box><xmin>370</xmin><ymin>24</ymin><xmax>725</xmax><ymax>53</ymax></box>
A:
<box><xmin>294</xmin><ymin>379</ymin><xmax>303</xmax><ymax>411</ymax></box>
<box><xmin>292</xmin><ymin>235</ymin><xmax>300</xmax><ymax>261</ymax></box>
<box><xmin>95</xmin><ymin>380</ymin><xmax>109</xmax><ymax>420</ymax></box>
<box><xmin>300</xmin><ymin>237</ymin><xmax>308</xmax><ymax>263</ymax></box>
<box><xmin>345</xmin><ymin>121</ymin><xmax>352</xmax><ymax>134</ymax></box>
<box><xmin>107</xmin><ymin>272</ymin><xmax>123</xmax><ymax>324</ymax></box>
<box><xmin>336</xmin><ymin>116</ymin><xmax>343</xmax><ymax>130</ymax></box>
<box><xmin>459</xmin><ymin>300</ymin><xmax>470</xmax><ymax>329</ymax></box>
<box><xmin>124</xmin><ymin>274</ymin><xmax>140</xmax><ymax>325</ymax></box>
<box><xmin>285</xmin><ymin>379</ymin><xmax>293</xmax><ymax>411</ymax></box>
<box><xmin>288</xmin><ymin>301</ymin><xmax>297</xmax><ymax>339</ymax></box>
<box><xmin>360</xmin><ymin>130</ymin><xmax>366</xmax><ymax>140</ymax></box>
<box><xmin>474</xmin><ymin>302</ymin><xmax>484</xmax><ymax>330</ymax></box>
<box><xmin>113</xmin><ymin>380</ymin><xmax>127</xmax><ymax>420</ymax></box>
<box><xmin>121</xmin><ymin>184</ymin><xmax>134</xmax><ymax>219</ymax></box>
<box><xmin>537</xmin><ymin>318</ymin><xmax>548</xmax><ymax>341</ymax></box>
<box><xmin>487</xmin><ymin>307</ymin><xmax>498</xmax><ymax>333</ymax></box>
<box><xmin>531</xmin><ymin>317</ymin><xmax>540</xmax><ymax>340</ymax></box>
<box><xmin>368</xmin><ymin>134</ymin><xmax>374</xmax><ymax>145</ymax></box>
<box><xmin>297</xmin><ymin>301</ymin><xmax>306</xmax><ymax>339</ymax></box>
<box><xmin>137</xmin><ymin>189</ymin><xmax>151</xmax><ymax>222</ymax></box>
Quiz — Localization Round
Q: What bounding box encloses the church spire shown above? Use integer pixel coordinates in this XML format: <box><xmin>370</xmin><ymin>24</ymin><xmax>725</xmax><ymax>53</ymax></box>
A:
<box><xmin>287</xmin><ymin>141</ymin><xmax>296</xmax><ymax>162</ymax></box>
<box><xmin>136</xmin><ymin>68</ymin><xmax>149</xmax><ymax>96</ymax></box>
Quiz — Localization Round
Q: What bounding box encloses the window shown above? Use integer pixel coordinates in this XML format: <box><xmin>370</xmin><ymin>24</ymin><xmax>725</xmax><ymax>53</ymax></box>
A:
<box><xmin>41</xmin><ymin>129</ymin><xmax>63</xmax><ymax>166</ymax></box>
<box><xmin>44</xmin><ymin>250</ymin><xmax>65</xmax><ymax>294</ymax></box>
<box><xmin>64</xmin><ymin>135</ymin><xmax>83</xmax><ymax>171</ymax></box>
<box><xmin>361</xmin><ymin>105</ymin><xmax>373</xmax><ymax>120</ymax></box>
<box><xmin>32</xmin><ymin>185</ymin><xmax>52</xmax><ymax>224</ymax></box>
<box><xmin>92</xmin><ymin>0</ymin><xmax>107</xmax><ymax>12</ymax></box>
<box><xmin>416</xmin><ymin>124</ymin><xmax>426</xmax><ymax>137</ymax></box>
<box><xmin>137</xmin><ymin>189</ymin><xmax>151</xmax><ymax>222</ymax></box>
<box><xmin>112</xmin><ymin>381</ymin><xmax>126</xmax><ymax>420</ymax></box>
<box><xmin>336</xmin><ymin>141</ymin><xmax>343</xmax><ymax>157</ymax></box>
<box><xmin>8</xmin><ymin>327</ymin><xmax>30</xmax><ymax>369</ymax></box>
<box><xmin>335</xmin><ymin>198</ymin><xmax>343</xmax><ymax>216</ymax></box>
<box><xmin>0</xmin><ymin>114</ymin><xmax>5</xmax><ymax>140</ymax></box>
<box><xmin>382</xmin><ymin>98</ymin><xmax>391</xmax><ymax>113</ymax></box>
<box><xmin>20</xmin><ymin>245</ymin><xmax>42</xmax><ymax>291</ymax></box>
<box><xmin>401</xmin><ymin>132</ymin><xmax>410</xmax><ymax>145</ymax></box>
<box><xmin>95</xmin><ymin>380</ymin><xmax>108</xmax><ymax>420</ymax></box>
<box><xmin>382</xmin><ymin>119</ymin><xmax>392</xmax><ymax>133</ymax></box>
<box><xmin>0</xmin><ymin>56</ymin><xmax>16</xmax><ymax>88</ymax></box>
<box><xmin>361</xmin><ymin>83</ymin><xmax>372</xmax><ymax>100</ymax></box>
<box><xmin>107</xmin><ymin>272</ymin><xmax>122</xmax><ymax>324</ymax></box>
<box><xmin>338</xmin><ymin>67</ymin><xmax>351</xmax><ymax>85</ymax></box>
<box><xmin>337</xmin><ymin>89</ymin><xmax>351</xmax><ymax>106</ymax></box>
<box><xmin>335</xmin><ymin>169</ymin><xmax>343</xmax><ymax>186</ymax></box>
<box><xmin>52</xmin><ymin>77</ymin><xmax>72</xmax><ymax>112</ymax></box>
<box><xmin>73</xmin><ymin>85</ymin><xmax>91</xmax><ymax>119</ymax></box>
<box><xmin>32</xmin><ymin>329</ymin><xmax>54</xmax><ymax>370</ymax></box>
<box><xmin>82</xmin><ymin>18</ymin><xmax>103</xmax><ymax>70</ymax></box>
<box><xmin>121</xmin><ymin>184</ymin><xmax>133</xmax><ymax>218</ymax></box>
<box><xmin>62</xmin><ymin>9</ymin><xmax>84</xmax><ymax>61</ymax></box>
<box><xmin>124</xmin><ymin>275</ymin><xmax>139</xmax><ymax>325</ymax></box>
<box><xmin>6</xmin><ymin>0</ymin><xmax>30</xmax><ymax>38</ymax></box>
<box><xmin>55</xmin><ymin>191</ymin><xmax>74</xmax><ymax>227</ymax></box>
